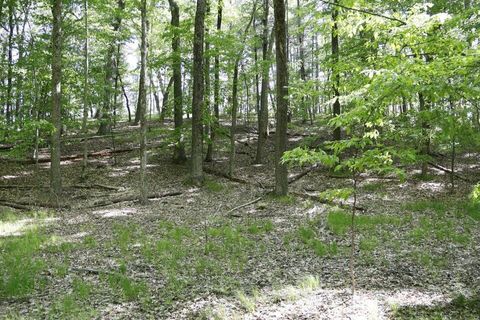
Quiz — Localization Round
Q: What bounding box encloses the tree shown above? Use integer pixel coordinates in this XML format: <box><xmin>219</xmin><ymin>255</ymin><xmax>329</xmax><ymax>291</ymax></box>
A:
<box><xmin>168</xmin><ymin>0</ymin><xmax>187</xmax><ymax>163</ymax></box>
<box><xmin>255</xmin><ymin>0</ymin><xmax>271</xmax><ymax>164</ymax></box>
<box><xmin>50</xmin><ymin>0</ymin><xmax>63</xmax><ymax>195</ymax></box>
<box><xmin>331</xmin><ymin>0</ymin><xmax>341</xmax><ymax>141</ymax></box>
<box><xmin>138</xmin><ymin>0</ymin><xmax>148</xmax><ymax>204</ymax></box>
<box><xmin>191</xmin><ymin>0</ymin><xmax>206</xmax><ymax>185</ymax></box>
<box><xmin>81</xmin><ymin>0</ymin><xmax>89</xmax><ymax>180</ymax></box>
<box><xmin>273</xmin><ymin>0</ymin><xmax>288</xmax><ymax>196</ymax></box>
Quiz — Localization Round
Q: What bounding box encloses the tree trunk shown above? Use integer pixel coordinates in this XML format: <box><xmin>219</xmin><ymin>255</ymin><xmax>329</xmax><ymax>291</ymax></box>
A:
<box><xmin>331</xmin><ymin>0</ymin><xmax>341</xmax><ymax>140</ymax></box>
<box><xmin>169</xmin><ymin>0</ymin><xmax>187</xmax><ymax>163</ymax></box>
<box><xmin>273</xmin><ymin>0</ymin><xmax>289</xmax><ymax>196</ymax></box>
<box><xmin>99</xmin><ymin>0</ymin><xmax>124</xmax><ymax>133</ymax></box>
<box><xmin>6</xmin><ymin>1</ymin><xmax>14</xmax><ymax>125</ymax></box>
<box><xmin>228</xmin><ymin>2</ymin><xmax>257</xmax><ymax>176</ymax></box>
<box><xmin>50</xmin><ymin>0</ymin><xmax>63</xmax><ymax>195</ymax></box>
<box><xmin>255</xmin><ymin>0</ymin><xmax>271</xmax><ymax>164</ymax></box>
<box><xmin>191</xmin><ymin>0</ymin><xmax>207</xmax><ymax>184</ymax></box>
<box><xmin>81</xmin><ymin>0</ymin><xmax>89</xmax><ymax>180</ymax></box>
<box><xmin>138</xmin><ymin>0</ymin><xmax>148</xmax><ymax>204</ymax></box>
<box><xmin>207</xmin><ymin>0</ymin><xmax>223</xmax><ymax>162</ymax></box>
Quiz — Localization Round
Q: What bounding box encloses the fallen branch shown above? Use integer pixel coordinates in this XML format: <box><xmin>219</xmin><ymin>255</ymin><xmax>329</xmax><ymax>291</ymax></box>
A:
<box><xmin>288</xmin><ymin>164</ymin><xmax>320</xmax><ymax>184</ymax></box>
<box><xmin>203</xmin><ymin>167</ymin><xmax>251</xmax><ymax>185</ymax></box>
<box><xmin>72</xmin><ymin>183</ymin><xmax>120</xmax><ymax>191</ymax></box>
<box><xmin>227</xmin><ymin>197</ymin><xmax>262</xmax><ymax>216</ymax></box>
<box><xmin>291</xmin><ymin>191</ymin><xmax>365</xmax><ymax>211</ymax></box>
<box><xmin>0</xmin><ymin>199</ymin><xmax>68</xmax><ymax>209</ymax></box>
<box><xmin>428</xmin><ymin>162</ymin><xmax>469</xmax><ymax>182</ymax></box>
<box><xmin>0</xmin><ymin>201</ymin><xmax>32</xmax><ymax>210</ymax></box>
<box><xmin>89</xmin><ymin>191</ymin><xmax>182</xmax><ymax>208</ymax></box>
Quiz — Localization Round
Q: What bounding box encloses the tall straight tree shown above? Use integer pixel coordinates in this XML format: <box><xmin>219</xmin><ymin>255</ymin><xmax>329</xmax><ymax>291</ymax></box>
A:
<box><xmin>98</xmin><ymin>0</ymin><xmax>125</xmax><ymax>134</ymax></box>
<box><xmin>81</xmin><ymin>0</ymin><xmax>89</xmax><ymax>180</ymax></box>
<box><xmin>273</xmin><ymin>0</ymin><xmax>288</xmax><ymax>195</ymax></box>
<box><xmin>50</xmin><ymin>0</ymin><xmax>63</xmax><ymax>195</ymax></box>
<box><xmin>168</xmin><ymin>0</ymin><xmax>187</xmax><ymax>163</ymax></box>
<box><xmin>228</xmin><ymin>1</ymin><xmax>257</xmax><ymax>177</ymax></box>
<box><xmin>255</xmin><ymin>0</ymin><xmax>270</xmax><ymax>164</ymax></box>
<box><xmin>138</xmin><ymin>0</ymin><xmax>148</xmax><ymax>203</ymax></box>
<box><xmin>206</xmin><ymin>0</ymin><xmax>222</xmax><ymax>161</ymax></box>
<box><xmin>191</xmin><ymin>0</ymin><xmax>206</xmax><ymax>184</ymax></box>
<box><xmin>331</xmin><ymin>0</ymin><xmax>341</xmax><ymax>140</ymax></box>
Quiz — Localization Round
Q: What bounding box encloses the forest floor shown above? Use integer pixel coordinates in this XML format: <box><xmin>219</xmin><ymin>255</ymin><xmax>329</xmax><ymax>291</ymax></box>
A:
<box><xmin>0</xmin><ymin>120</ymin><xmax>479</xmax><ymax>319</ymax></box>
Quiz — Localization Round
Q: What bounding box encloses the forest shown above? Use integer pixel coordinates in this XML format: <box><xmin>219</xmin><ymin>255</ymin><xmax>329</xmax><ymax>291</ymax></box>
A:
<box><xmin>0</xmin><ymin>0</ymin><xmax>479</xmax><ymax>318</ymax></box>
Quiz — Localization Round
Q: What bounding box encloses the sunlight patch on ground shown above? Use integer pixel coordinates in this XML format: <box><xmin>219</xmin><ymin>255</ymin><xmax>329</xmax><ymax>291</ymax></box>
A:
<box><xmin>93</xmin><ymin>208</ymin><xmax>137</xmax><ymax>218</ymax></box>
<box><xmin>417</xmin><ymin>182</ymin><xmax>445</xmax><ymax>193</ymax></box>
<box><xmin>0</xmin><ymin>217</ymin><xmax>58</xmax><ymax>237</ymax></box>
<box><xmin>179</xmin><ymin>285</ymin><xmax>451</xmax><ymax>320</ymax></box>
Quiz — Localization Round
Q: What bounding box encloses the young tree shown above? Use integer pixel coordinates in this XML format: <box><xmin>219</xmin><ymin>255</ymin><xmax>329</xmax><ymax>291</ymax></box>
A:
<box><xmin>81</xmin><ymin>0</ymin><xmax>89</xmax><ymax>180</ymax></box>
<box><xmin>331</xmin><ymin>0</ymin><xmax>341</xmax><ymax>140</ymax></box>
<box><xmin>138</xmin><ymin>0</ymin><xmax>148</xmax><ymax>203</ymax></box>
<box><xmin>168</xmin><ymin>0</ymin><xmax>187</xmax><ymax>163</ymax></box>
<box><xmin>273</xmin><ymin>0</ymin><xmax>289</xmax><ymax>196</ymax></box>
<box><xmin>50</xmin><ymin>0</ymin><xmax>63</xmax><ymax>195</ymax></box>
<box><xmin>255</xmin><ymin>0</ymin><xmax>271</xmax><ymax>164</ymax></box>
<box><xmin>191</xmin><ymin>0</ymin><xmax>206</xmax><ymax>185</ymax></box>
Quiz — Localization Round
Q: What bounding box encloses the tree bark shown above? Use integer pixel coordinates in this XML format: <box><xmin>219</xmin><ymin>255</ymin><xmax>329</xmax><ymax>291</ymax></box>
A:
<box><xmin>331</xmin><ymin>0</ymin><xmax>341</xmax><ymax>140</ymax></box>
<box><xmin>207</xmin><ymin>0</ymin><xmax>223</xmax><ymax>162</ymax></box>
<box><xmin>99</xmin><ymin>0</ymin><xmax>124</xmax><ymax>133</ymax></box>
<box><xmin>81</xmin><ymin>0</ymin><xmax>89</xmax><ymax>180</ymax></box>
<box><xmin>255</xmin><ymin>0</ymin><xmax>271</xmax><ymax>164</ymax></box>
<box><xmin>273</xmin><ymin>0</ymin><xmax>289</xmax><ymax>196</ymax></box>
<box><xmin>169</xmin><ymin>0</ymin><xmax>187</xmax><ymax>163</ymax></box>
<box><xmin>138</xmin><ymin>0</ymin><xmax>148</xmax><ymax>204</ymax></box>
<box><xmin>50</xmin><ymin>0</ymin><xmax>63</xmax><ymax>195</ymax></box>
<box><xmin>191</xmin><ymin>0</ymin><xmax>207</xmax><ymax>184</ymax></box>
<box><xmin>228</xmin><ymin>1</ymin><xmax>257</xmax><ymax>177</ymax></box>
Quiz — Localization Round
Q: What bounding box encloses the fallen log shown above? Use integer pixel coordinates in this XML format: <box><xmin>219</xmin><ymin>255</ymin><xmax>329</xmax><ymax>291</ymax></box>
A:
<box><xmin>89</xmin><ymin>191</ymin><xmax>182</xmax><ymax>208</ymax></box>
<box><xmin>288</xmin><ymin>164</ymin><xmax>320</xmax><ymax>184</ymax></box>
<box><xmin>0</xmin><ymin>201</ymin><xmax>32</xmax><ymax>210</ymax></box>
<box><xmin>0</xmin><ymin>199</ymin><xmax>69</xmax><ymax>210</ymax></box>
<box><xmin>427</xmin><ymin>162</ymin><xmax>469</xmax><ymax>182</ymax></box>
<box><xmin>291</xmin><ymin>191</ymin><xmax>365</xmax><ymax>211</ymax></box>
<box><xmin>203</xmin><ymin>167</ymin><xmax>251</xmax><ymax>185</ymax></box>
<box><xmin>227</xmin><ymin>197</ymin><xmax>263</xmax><ymax>216</ymax></box>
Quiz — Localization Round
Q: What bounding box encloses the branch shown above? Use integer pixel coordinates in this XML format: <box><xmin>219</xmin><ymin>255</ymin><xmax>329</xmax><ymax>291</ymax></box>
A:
<box><xmin>320</xmin><ymin>0</ymin><xmax>406</xmax><ymax>26</ymax></box>
<box><xmin>227</xmin><ymin>197</ymin><xmax>263</xmax><ymax>216</ymax></box>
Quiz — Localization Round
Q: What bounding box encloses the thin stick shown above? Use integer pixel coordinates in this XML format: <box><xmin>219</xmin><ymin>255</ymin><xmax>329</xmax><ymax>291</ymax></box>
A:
<box><xmin>227</xmin><ymin>197</ymin><xmax>262</xmax><ymax>215</ymax></box>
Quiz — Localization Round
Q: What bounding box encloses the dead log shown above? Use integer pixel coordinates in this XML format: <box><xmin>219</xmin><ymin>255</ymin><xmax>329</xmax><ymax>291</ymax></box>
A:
<box><xmin>291</xmin><ymin>191</ymin><xmax>365</xmax><ymax>211</ymax></box>
<box><xmin>203</xmin><ymin>167</ymin><xmax>251</xmax><ymax>185</ymax></box>
<box><xmin>227</xmin><ymin>197</ymin><xmax>262</xmax><ymax>216</ymax></box>
<box><xmin>288</xmin><ymin>164</ymin><xmax>320</xmax><ymax>184</ymax></box>
<box><xmin>428</xmin><ymin>162</ymin><xmax>469</xmax><ymax>182</ymax></box>
<box><xmin>0</xmin><ymin>201</ymin><xmax>32</xmax><ymax>210</ymax></box>
<box><xmin>0</xmin><ymin>199</ymin><xmax>68</xmax><ymax>210</ymax></box>
<box><xmin>89</xmin><ymin>191</ymin><xmax>182</xmax><ymax>208</ymax></box>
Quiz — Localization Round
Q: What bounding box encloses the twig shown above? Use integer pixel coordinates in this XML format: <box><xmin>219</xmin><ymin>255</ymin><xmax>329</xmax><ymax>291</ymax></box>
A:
<box><xmin>227</xmin><ymin>197</ymin><xmax>262</xmax><ymax>216</ymax></box>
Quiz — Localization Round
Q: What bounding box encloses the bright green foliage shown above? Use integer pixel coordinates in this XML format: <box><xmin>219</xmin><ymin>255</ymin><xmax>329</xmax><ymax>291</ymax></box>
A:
<box><xmin>0</xmin><ymin>229</ymin><xmax>46</xmax><ymax>298</ymax></box>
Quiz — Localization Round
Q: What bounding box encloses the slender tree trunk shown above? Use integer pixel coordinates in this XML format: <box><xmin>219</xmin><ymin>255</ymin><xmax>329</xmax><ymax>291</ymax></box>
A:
<box><xmin>191</xmin><ymin>0</ymin><xmax>207</xmax><ymax>184</ymax></box>
<box><xmin>81</xmin><ymin>0</ymin><xmax>89</xmax><ymax>180</ymax></box>
<box><xmin>161</xmin><ymin>76</ymin><xmax>173</xmax><ymax>122</ymax></box>
<box><xmin>228</xmin><ymin>2</ymin><xmax>257</xmax><ymax>177</ymax></box>
<box><xmin>273</xmin><ymin>0</ymin><xmax>289</xmax><ymax>196</ymax></box>
<box><xmin>331</xmin><ymin>0</ymin><xmax>341</xmax><ymax>140</ymax></box>
<box><xmin>255</xmin><ymin>0</ymin><xmax>271</xmax><ymax>164</ymax></box>
<box><xmin>169</xmin><ymin>0</ymin><xmax>187</xmax><ymax>163</ymax></box>
<box><xmin>207</xmin><ymin>0</ymin><xmax>223</xmax><ymax>161</ymax></box>
<box><xmin>50</xmin><ymin>0</ymin><xmax>63</xmax><ymax>195</ymax></box>
<box><xmin>99</xmin><ymin>0</ymin><xmax>124</xmax><ymax>133</ymax></box>
<box><xmin>117</xmin><ymin>70</ymin><xmax>131</xmax><ymax>122</ymax></box>
<box><xmin>6</xmin><ymin>1</ymin><xmax>14</xmax><ymax>125</ymax></box>
<box><xmin>297</xmin><ymin>0</ymin><xmax>308</xmax><ymax>124</ymax></box>
<box><xmin>139</xmin><ymin>0</ymin><xmax>148</xmax><ymax>204</ymax></box>
<box><xmin>418</xmin><ymin>92</ymin><xmax>430</xmax><ymax>175</ymax></box>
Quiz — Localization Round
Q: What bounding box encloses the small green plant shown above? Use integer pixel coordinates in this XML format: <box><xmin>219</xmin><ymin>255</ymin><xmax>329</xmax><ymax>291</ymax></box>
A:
<box><xmin>205</xmin><ymin>179</ymin><xmax>224</xmax><ymax>192</ymax></box>
<box><xmin>72</xmin><ymin>278</ymin><xmax>93</xmax><ymax>301</ymax></box>
<box><xmin>298</xmin><ymin>275</ymin><xmax>320</xmax><ymax>291</ymax></box>
<box><xmin>107</xmin><ymin>272</ymin><xmax>147</xmax><ymax>301</ymax></box>
<box><xmin>82</xmin><ymin>235</ymin><xmax>97</xmax><ymax>248</ymax></box>
<box><xmin>236</xmin><ymin>290</ymin><xmax>257</xmax><ymax>312</ymax></box>
<box><xmin>0</xmin><ymin>229</ymin><xmax>46</xmax><ymax>298</ymax></box>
